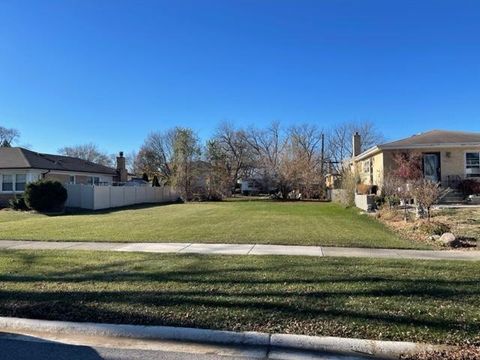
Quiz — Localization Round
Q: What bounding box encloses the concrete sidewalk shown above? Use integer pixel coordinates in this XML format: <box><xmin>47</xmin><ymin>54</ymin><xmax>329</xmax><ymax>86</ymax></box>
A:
<box><xmin>0</xmin><ymin>240</ymin><xmax>479</xmax><ymax>260</ymax></box>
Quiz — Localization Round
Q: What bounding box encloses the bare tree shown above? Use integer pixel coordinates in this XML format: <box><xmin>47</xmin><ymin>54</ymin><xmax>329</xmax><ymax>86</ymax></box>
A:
<box><xmin>243</xmin><ymin>122</ymin><xmax>326</xmax><ymax>199</ymax></box>
<box><xmin>136</xmin><ymin>130</ymin><xmax>176</xmax><ymax>183</ymax></box>
<box><xmin>211</xmin><ymin>122</ymin><xmax>254</xmax><ymax>192</ymax></box>
<box><xmin>390</xmin><ymin>151</ymin><xmax>423</xmax><ymax>221</ymax></box>
<box><xmin>412</xmin><ymin>179</ymin><xmax>441</xmax><ymax>220</ymax></box>
<box><xmin>126</xmin><ymin>150</ymin><xmax>138</xmax><ymax>175</ymax></box>
<box><xmin>245</xmin><ymin>121</ymin><xmax>285</xmax><ymax>193</ymax></box>
<box><xmin>243</xmin><ymin>122</ymin><xmax>324</xmax><ymax>199</ymax></box>
<box><xmin>0</xmin><ymin>126</ymin><xmax>20</xmax><ymax>147</ymax></box>
<box><xmin>204</xmin><ymin>140</ymin><xmax>231</xmax><ymax>198</ymax></box>
<box><xmin>137</xmin><ymin>128</ymin><xmax>202</xmax><ymax>199</ymax></box>
<box><xmin>171</xmin><ymin>127</ymin><xmax>201</xmax><ymax>200</ymax></box>
<box><xmin>381</xmin><ymin>173</ymin><xmax>402</xmax><ymax>208</ymax></box>
<box><xmin>289</xmin><ymin>124</ymin><xmax>325</xmax><ymax>198</ymax></box>
<box><xmin>326</xmin><ymin>120</ymin><xmax>384</xmax><ymax>173</ymax></box>
<box><xmin>276</xmin><ymin>143</ymin><xmax>300</xmax><ymax>199</ymax></box>
<box><xmin>58</xmin><ymin>143</ymin><xmax>113</xmax><ymax>166</ymax></box>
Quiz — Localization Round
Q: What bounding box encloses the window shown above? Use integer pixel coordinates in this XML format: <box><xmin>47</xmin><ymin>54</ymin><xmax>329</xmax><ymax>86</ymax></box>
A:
<box><xmin>88</xmin><ymin>176</ymin><xmax>100</xmax><ymax>185</ymax></box>
<box><xmin>363</xmin><ymin>160</ymin><xmax>371</xmax><ymax>174</ymax></box>
<box><xmin>1</xmin><ymin>174</ymin><xmax>28</xmax><ymax>192</ymax></box>
<box><xmin>2</xmin><ymin>175</ymin><xmax>13</xmax><ymax>191</ymax></box>
<box><xmin>15</xmin><ymin>174</ymin><xmax>26</xmax><ymax>191</ymax></box>
<box><xmin>69</xmin><ymin>175</ymin><xmax>76</xmax><ymax>184</ymax></box>
<box><xmin>466</xmin><ymin>152</ymin><xmax>480</xmax><ymax>177</ymax></box>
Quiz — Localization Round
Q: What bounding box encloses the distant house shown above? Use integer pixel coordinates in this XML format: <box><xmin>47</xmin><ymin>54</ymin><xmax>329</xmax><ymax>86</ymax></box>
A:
<box><xmin>0</xmin><ymin>147</ymin><xmax>128</xmax><ymax>206</ymax></box>
<box><xmin>351</xmin><ymin>130</ymin><xmax>480</xmax><ymax>190</ymax></box>
<box><xmin>238</xmin><ymin>177</ymin><xmax>263</xmax><ymax>195</ymax></box>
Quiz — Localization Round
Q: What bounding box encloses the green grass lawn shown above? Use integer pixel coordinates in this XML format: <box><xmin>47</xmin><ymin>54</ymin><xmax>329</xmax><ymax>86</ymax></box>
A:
<box><xmin>0</xmin><ymin>200</ymin><xmax>427</xmax><ymax>248</ymax></box>
<box><xmin>0</xmin><ymin>250</ymin><xmax>478</xmax><ymax>345</ymax></box>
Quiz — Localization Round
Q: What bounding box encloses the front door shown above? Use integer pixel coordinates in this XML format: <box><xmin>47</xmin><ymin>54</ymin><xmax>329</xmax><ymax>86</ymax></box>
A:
<box><xmin>423</xmin><ymin>153</ymin><xmax>441</xmax><ymax>182</ymax></box>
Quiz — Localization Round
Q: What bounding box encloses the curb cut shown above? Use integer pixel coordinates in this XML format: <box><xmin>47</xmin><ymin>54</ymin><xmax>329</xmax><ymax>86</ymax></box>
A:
<box><xmin>0</xmin><ymin>317</ymin><xmax>445</xmax><ymax>359</ymax></box>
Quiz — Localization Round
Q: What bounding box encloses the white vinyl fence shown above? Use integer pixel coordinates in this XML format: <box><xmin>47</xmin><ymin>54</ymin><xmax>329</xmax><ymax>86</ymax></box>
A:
<box><xmin>65</xmin><ymin>184</ymin><xmax>179</xmax><ymax>210</ymax></box>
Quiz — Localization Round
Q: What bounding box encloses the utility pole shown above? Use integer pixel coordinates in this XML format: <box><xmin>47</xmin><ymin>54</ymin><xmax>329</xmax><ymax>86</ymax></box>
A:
<box><xmin>320</xmin><ymin>133</ymin><xmax>325</xmax><ymax>198</ymax></box>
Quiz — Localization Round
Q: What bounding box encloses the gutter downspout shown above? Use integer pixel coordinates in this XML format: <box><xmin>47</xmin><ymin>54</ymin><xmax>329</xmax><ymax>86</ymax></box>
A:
<box><xmin>41</xmin><ymin>170</ymin><xmax>51</xmax><ymax>179</ymax></box>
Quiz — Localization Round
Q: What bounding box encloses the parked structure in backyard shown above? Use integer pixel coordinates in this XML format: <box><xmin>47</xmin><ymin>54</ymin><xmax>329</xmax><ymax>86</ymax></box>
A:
<box><xmin>0</xmin><ymin>147</ymin><xmax>130</xmax><ymax>206</ymax></box>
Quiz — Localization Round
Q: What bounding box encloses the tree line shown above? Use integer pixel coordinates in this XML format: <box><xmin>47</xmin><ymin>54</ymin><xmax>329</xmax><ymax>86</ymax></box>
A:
<box><xmin>134</xmin><ymin>120</ymin><xmax>383</xmax><ymax>200</ymax></box>
<box><xmin>2</xmin><ymin>121</ymin><xmax>384</xmax><ymax>200</ymax></box>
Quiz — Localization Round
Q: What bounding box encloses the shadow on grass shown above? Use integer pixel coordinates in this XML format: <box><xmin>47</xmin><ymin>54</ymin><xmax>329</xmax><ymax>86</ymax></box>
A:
<box><xmin>0</xmin><ymin>253</ymin><xmax>479</xmax><ymax>343</ymax></box>
<box><xmin>0</xmin><ymin>286</ymin><xmax>478</xmax><ymax>337</ymax></box>
<box><xmin>224</xmin><ymin>197</ymin><xmax>331</xmax><ymax>203</ymax></box>
<box><xmin>62</xmin><ymin>201</ymin><xmax>182</xmax><ymax>217</ymax></box>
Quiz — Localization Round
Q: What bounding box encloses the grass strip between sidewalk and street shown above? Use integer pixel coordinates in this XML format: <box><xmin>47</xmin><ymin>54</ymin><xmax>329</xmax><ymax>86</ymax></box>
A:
<box><xmin>0</xmin><ymin>250</ymin><xmax>477</xmax><ymax>346</ymax></box>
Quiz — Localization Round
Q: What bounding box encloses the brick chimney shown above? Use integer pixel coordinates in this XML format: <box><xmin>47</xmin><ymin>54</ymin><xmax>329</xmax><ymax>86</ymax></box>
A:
<box><xmin>116</xmin><ymin>151</ymin><xmax>128</xmax><ymax>183</ymax></box>
<box><xmin>352</xmin><ymin>132</ymin><xmax>361</xmax><ymax>157</ymax></box>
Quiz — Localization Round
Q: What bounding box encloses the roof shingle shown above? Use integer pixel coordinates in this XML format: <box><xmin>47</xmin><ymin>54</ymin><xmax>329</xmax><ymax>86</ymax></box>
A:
<box><xmin>379</xmin><ymin>130</ymin><xmax>480</xmax><ymax>149</ymax></box>
<box><xmin>0</xmin><ymin>147</ymin><xmax>117</xmax><ymax>175</ymax></box>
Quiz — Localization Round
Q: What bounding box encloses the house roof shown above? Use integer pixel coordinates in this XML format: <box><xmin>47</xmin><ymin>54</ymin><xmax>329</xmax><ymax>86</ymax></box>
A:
<box><xmin>0</xmin><ymin>147</ymin><xmax>118</xmax><ymax>175</ymax></box>
<box><xmin>379</xmin><ymin>130</ymin><xmax>480</xmax><ymax>149</ymax></box>
<box><xmin>355</xmin><ymin>130</ymin><xmax>480</xmax><ymax>161</ymax></box>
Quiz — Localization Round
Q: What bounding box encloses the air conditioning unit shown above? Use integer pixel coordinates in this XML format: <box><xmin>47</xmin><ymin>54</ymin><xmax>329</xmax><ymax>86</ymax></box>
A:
<box><xmin>466</xmin><ymin>168</ymin><xmax>480</xmax><ymax>176</ymax></box>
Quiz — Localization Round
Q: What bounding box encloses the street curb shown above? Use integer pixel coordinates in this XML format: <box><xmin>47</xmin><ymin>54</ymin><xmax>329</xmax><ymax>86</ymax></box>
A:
<box><xmin>0</xmin><ymin>317</ymin><xmax>269</xmax><ymax>346</ymax></box>
<box><xmin>271</xmin><ymin>334</ymin><xmax>442</xmax><ymax>359</ymax></box>
<box><xmin>0</xmin><ymin>317</ymin><xmax>445</xmax><ymax>359</ymax></box>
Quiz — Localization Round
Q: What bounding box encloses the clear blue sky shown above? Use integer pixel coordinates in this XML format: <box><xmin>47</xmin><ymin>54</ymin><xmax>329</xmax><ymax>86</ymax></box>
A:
<box><xmin>1</xmin><ymin>0</ymin><xmax>479</xmax><ymax>155</ymax></box>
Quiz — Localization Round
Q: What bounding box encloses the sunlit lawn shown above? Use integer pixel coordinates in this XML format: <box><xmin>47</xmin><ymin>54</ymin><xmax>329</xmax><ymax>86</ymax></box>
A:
<box><xmin>0</xmin><ymin>200</ymin><xmax>428</xmax><ymax>248</ymax></box>
<box><xmin>0</xmin><ymin>250</ymin><xmax>477</xmax><ymax>345</ymax></box>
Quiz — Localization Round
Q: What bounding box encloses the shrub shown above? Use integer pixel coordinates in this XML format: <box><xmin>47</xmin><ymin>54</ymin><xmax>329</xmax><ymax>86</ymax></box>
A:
<box><xmin>338</xmin><ymin>168</ymin><xmax>356</xmax><ymax>207</ymax></box>
<box><xmin>385</xmin><ymin>195</ymin><xmax>400</xmax><ymax>208</ymax></box>
<box><xmin>461</xmin><ymin>179</ymin><xmax>480</xmax><ymax>195</ymax></box>
<box><xmin>24</xmin><ymin>180</ymin><xmax>68</xmax><ymax>212</ymax></box>
<box><xmin>416</xmin><ymin>221</ymin><xmax>451</xmax><ymax>236</ymax></box>
<box><xmin>8</xmin><ymin>196</ymin><xmax>29</xmax><ymax>211</ymax></box>
<box><xmin>374</xmin><ymin>195</ymin><xmax>385</xmax><ymax>208</ymax></box>
<box><xmin>411</xmin><ymin>179</ymin><xmax>441</xmax><ymax>220</ymax></box>
<box><xmin>377</xmin><ymin>207</ymin><xmax>404</xmax><ymax>221</ymax></box>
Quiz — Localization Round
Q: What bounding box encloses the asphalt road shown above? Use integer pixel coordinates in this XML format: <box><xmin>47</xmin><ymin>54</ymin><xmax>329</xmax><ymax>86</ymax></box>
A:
<box><xmin>0</xmin><ymin>337</ymin><xmax>257</xmax><ymax>360</ymax></box>
<box><xmin>0</xmin><ymin>336</ymin><xmax>368</xmax><ymax>360</ymax></box>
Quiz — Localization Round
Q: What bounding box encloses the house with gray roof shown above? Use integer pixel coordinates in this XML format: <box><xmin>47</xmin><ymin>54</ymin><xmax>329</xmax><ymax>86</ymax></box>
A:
<box><xmin>0</xmin><ymin>147</ymin><xmax>128</xmax><ymax>206</ymax></box>
<box><xmin>351</xmin><ymin>129</ymin><xmax>480</xmax><ymax>190</ymax></box>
